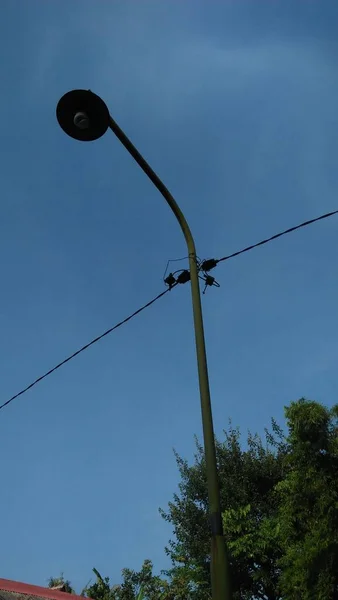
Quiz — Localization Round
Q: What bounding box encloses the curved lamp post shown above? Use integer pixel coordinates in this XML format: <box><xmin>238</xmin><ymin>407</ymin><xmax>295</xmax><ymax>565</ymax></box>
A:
<box><xmin>56</xmin><ymin>90</ymin><xmax>231</xmax><ymax>600</ymax></box>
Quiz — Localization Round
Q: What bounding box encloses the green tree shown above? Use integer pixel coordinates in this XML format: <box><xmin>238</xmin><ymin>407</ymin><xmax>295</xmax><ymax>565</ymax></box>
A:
<box><xmin>49</xmin><ymin>399</ymin><xmax>338</xmax><ymax>600</ymax></box>
<box><xmin>82</xmin><ymin>568</ymin><xmax>114</xmax><ymax>600</ymax></box>
<box><xmin>160</xmin><ymin>420</ymin><xmax>286</xmax><ymax>600</ymax></box>
<box><xmin>83</xmin><ymin>560</ymin><xmax>202</xmax><ymax>600</ymax></box>
<box><xmin>274</xmin><ymin>400</ymin><xmax>338</xmax><ymax>599</ymax></box>
<box><xmin>83</xmin><ymin>562</ymin><xmax>167</xmax><ymax>600</ymax></box>
<box><xmin>161</xmin><ymin>399</ymin><xmax>338</xmax><ymax>599</ymax></box>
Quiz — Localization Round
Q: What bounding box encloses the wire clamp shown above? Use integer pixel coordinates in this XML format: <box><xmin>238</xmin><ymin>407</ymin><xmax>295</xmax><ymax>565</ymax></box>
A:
<box><xmin>200</xmin><ymin>274</ymin><xmax>220</xmax><ymax>295</ymax></box>
<box><xmin>200</xmin><ymin>258</ymin><xmax>218</xmax><ymax>272</ymax></box>
<box><xmin>164</xmin><ymin>273</ymin><xmax>177</xmax><ymax>289</ymax></box>
<box><xmin>177</xmin><ymin>270</ymin><xmax>191</xmax><ymax>285</ymax></box>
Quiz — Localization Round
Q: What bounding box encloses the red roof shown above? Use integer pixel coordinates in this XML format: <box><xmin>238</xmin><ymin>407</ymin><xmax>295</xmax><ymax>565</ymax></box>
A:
<box><xmin>0</xmin><ymin>580</ymin><xmax>84</xmax><ymax>600</ymax></box>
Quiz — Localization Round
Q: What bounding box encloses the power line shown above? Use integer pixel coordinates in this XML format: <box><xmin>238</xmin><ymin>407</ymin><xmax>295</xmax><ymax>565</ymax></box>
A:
<box><xmin>3</xmin><ymin>209</ymin><xmax>338</xmax><ymax>412</ymax></box>
<box><xmin>165</xmin><ymin>210</ymin><xmax>338</xmax><ymax>294</ymax></box>
<box><xmin>162</xmin><ymin>255</ymin><xmax>202</xmax><ymax>282</ymax></box>
<box><xmin>0</xmin><ymin>286</ymin><xmax>176</xmax><ymax>412</ymax></box>
<box><xmin>200</xmin><ymin>209</ymin><xmax>338</xmax><ymax>272</ymax></box>
<box><xmin>163</xmin><ymin>256</ymin><xmax>188</xmax><ymax>281</ymax></box>
<box><xmin>217</xmin><ymin>209</ymin><xmax>338</xmax><ymax>263</ymax></box>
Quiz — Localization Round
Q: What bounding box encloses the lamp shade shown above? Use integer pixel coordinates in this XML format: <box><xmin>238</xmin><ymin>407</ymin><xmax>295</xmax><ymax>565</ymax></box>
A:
<box><xmin>56</xmin><ymin>89</ymin><xmax>110</xmax><ymax>142</ymax></box>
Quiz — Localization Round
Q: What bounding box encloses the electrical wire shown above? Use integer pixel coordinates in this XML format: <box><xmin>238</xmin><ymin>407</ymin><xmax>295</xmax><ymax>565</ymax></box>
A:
<box><xmin>2</xmin><ymin>209</ymin><xmax>337</xmax><ymax>413</ymax></box>
<box><xmin>163</xmin><ymin>255</ymin><xmax>202</xmax><ymax>281</ymax></box>
<box><xmin>216</xmin><ymin>209</ymin><xmax>338</xmax><ymax>264</ymax></box>
<box><xmin>163</xmin><ymin>256</ymin><xmax>188</xmax><ymax>281</ymax></box>
<box><xmin>0</xmin><ymin>286</ymin><xmax>176</xmax><ymax>412</ymax></box>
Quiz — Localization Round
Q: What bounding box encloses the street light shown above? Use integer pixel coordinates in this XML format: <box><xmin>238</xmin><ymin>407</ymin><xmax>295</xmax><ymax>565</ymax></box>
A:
<box><xmin>56</xmin><ymin>89</ymin><xmax>231</xmax><ymax>600</ymax></box>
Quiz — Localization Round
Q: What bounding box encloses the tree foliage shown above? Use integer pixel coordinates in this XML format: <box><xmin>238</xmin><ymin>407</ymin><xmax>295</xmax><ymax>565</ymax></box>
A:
<box><xmin>83</xmin><ymin>562</ymin><xmax>167</xmax><ymax>600</ymax></box>
<box><xmin>49</xmin><ymin>399</ymin><xmax>338</xmax><ymax>599</ymax></box>
<box><xmin>161</xmin><ymin>399</ymin><xmax>338</xmax><ymax>599</ymax></box>
<box><xmin>274</xmin><ymin>400</ymin><xmax>338</xmax><ymax>599</ymax></box>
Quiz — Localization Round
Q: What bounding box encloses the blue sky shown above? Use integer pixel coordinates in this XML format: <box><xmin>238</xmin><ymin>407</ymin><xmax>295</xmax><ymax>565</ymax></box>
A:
<box><xmin>1</xmin><ymin>0</ymin><xmax>338</xmax><ymax>592</ymax></box>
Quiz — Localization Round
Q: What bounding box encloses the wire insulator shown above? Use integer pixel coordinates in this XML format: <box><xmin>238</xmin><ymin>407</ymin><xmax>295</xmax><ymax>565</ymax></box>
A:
<box><xmin>164</xmin><ymin>273</ymin><xmax>176</xmax><ymax>289</ymax></box>
<box><xmin>205</xmin><ymin>275</ymin><xmax>215</xmax><ymax>287</ymax></box>
<box><xmin>177</xmin><ymin>270</ymin><xmax>191</xmax><ymax>284</ymax></box>
<box><xmin>201</xmin><ymin>274</ymin><xmax>220</xmax><ymax>294</ymax></box>
<box><xmin>200</xmin><ymin>258</ymin><xmax>218</xmax><ymax>272</ymax></box>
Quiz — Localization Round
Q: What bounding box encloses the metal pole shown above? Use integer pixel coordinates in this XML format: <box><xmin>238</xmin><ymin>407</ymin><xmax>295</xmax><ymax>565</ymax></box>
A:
<box><xmin>107</xmin><ymin>116</ymin><xmax>231</xmax><ymax>600</ymax></box>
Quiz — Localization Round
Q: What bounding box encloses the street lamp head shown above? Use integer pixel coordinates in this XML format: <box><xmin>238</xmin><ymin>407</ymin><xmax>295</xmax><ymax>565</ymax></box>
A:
<box><xmin>56</xmin><ymin>89</ymin><xmax>110</xmax><ymax>142</ymax></box>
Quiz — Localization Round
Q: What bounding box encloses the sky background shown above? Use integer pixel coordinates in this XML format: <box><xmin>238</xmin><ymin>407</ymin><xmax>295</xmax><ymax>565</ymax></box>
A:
<box><xmin>1</xmin><ymin>0</ymin><xmax>338</xmax><ymax>592</ymax></box>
